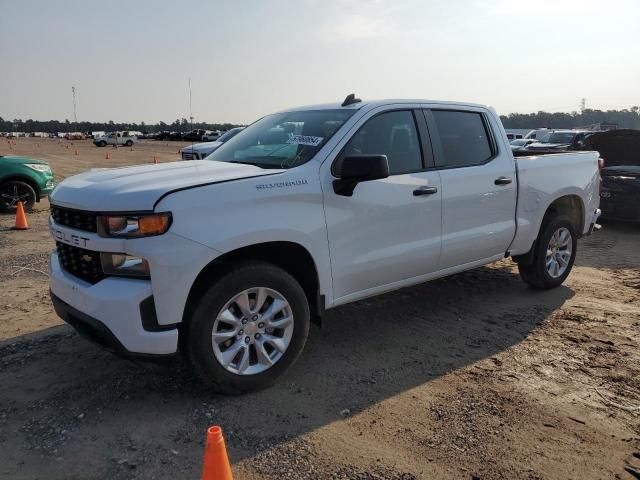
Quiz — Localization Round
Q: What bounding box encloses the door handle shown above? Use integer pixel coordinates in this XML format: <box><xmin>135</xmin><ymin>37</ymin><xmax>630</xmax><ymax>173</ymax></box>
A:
<box><xmin>413</xmin><ymin>186</ymin><xmax>438</xmax><ymax>196</ymax></box>
<box><xmin>494</xmin><ymin>176</ymin><xmax>513</xmax><ymax>185</ymax></box>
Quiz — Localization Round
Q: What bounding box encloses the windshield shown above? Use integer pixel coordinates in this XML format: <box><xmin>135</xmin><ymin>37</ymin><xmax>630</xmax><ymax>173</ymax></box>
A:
<box><xmin>539</xmin><ymin>132</ymin><xmax>577</xmax><ymax>144</ymax></box>
<box><xmin>207</xmin><ymin>109</ymin><xmax>355</xmax><ymax>169</ymax></box>
<box><xmin>217</xmin><ymin>127</ymin><xmax>244</xmax><ymax>143</ymax></box>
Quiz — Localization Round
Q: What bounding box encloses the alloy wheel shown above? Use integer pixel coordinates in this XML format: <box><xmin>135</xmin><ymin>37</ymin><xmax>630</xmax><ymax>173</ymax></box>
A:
<box><xmin>211</xmin><ymin>287</ymin><xmax>294</xmax><ymax>375</ymax></box>
<box><xmin>545</xmin><ymin>227</ymin><xmax>572</xmax><ymax>278</ymax></box>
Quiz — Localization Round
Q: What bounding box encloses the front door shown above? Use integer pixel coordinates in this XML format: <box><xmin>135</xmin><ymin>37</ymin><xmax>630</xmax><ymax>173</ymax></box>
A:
<box><xmin>322</xmin><ymin>108</ymin><xmax>443</xmax><ymax>302</ymax></box>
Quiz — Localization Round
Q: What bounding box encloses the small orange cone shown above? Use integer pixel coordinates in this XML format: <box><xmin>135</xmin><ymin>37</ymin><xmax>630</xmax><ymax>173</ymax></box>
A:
<box><xmin>153</xmin><ymin>156</ymin><xmax>157</xmax><ymax>164</ymax></box>
<box><xmin>13</xmin><ymin>202</ymin><xmax>29</xmax><ymax>230</ymax></box>
<box><xmin>130</xmin><ymin>147</ymin><xmax>133</xmax><ymax>152</ymax></box>
<box><xmin>105</xmin><ymin>151</ymin><xmax>110</xmax><ymax>160</ymax></box>
<box><xmin>74</xmin><ymin>149</ymin><xmax>78</xmax><ymax>156</ymax></box>
<box><xmin>201</xmin><ymin>426</ymin><xmax>233</xmax><ymax>480</ymax></box>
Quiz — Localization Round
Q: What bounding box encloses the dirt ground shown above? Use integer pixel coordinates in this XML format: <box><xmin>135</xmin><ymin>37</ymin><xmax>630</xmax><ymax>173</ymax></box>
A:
<box><xmin>0</xmin><ymin>138</ymin><xmax>639</xmax><ymax>480</ymax></box>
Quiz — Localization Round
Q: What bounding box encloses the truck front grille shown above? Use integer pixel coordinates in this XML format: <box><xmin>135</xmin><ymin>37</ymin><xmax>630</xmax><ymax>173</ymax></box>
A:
<box><xmin>56</xmin><ymin>242</ymin><xmax>105</xmax><ymax>284</ymax></box>
<box><xmin>51</xmin><ymin>206</ymin><xmax>98</xmax><ymax>233</ymax></box>
<box><xmin>181</xmin><ymin>151</ymin><xmax>197</xmax><ymax>160</ymax></box>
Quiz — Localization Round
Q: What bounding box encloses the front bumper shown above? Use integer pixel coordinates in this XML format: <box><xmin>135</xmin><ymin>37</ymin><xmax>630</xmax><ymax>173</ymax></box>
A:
<box><xmin>49</xmin><ymin>251</ymin><xmax>178</xmax><ymax>356</ymax></box>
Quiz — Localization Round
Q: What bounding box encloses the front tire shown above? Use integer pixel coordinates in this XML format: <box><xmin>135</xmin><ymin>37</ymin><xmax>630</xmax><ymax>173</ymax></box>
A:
<box><xmin>518</xmin><ymin>215</ymin><xmax>577</xmax><ymax>289</ymax></box>
<box><xmin>0</xmin><ymin>180</ymin><xmax>37</xmax><ymax>213</ymax></box>
<box><xmin>186</xmin><ymin>262</ymin><xmax>310</xmax><ymax>394</ymax></box>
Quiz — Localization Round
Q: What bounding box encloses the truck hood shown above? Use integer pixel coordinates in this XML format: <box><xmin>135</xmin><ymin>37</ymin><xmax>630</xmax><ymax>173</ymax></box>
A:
<box><xmin>0</xmin><ymin>155</ymin><xmax>49</xmax><ymax>165</ymax></box>
<box><xmin>50</xmin><ymin>160</ymin><xmax>282</xmax><ymax>211</ymax></box>
<box><xmin>527</xmin><ymin>142</ymin><xmax>570</xmax><ymax>150</ymax></box>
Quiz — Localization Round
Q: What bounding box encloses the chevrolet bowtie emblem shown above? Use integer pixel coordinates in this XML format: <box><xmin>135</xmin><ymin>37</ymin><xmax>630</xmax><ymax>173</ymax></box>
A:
<box><xmin>81</xmin><ymin>254</ymin><xmax>92</xmax><ymax>262</ymax></box>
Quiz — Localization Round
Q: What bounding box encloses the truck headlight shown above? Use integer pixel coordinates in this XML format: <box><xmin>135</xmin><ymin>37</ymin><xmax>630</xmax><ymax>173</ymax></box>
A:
<box><xmin>97</xmin><ymin>213</ymin><xmax>171</xmax><ymax>238</ymax></box>
<box><xmin>101</xmin><ymin>253</ymin><xmax>150</xmax><ymax>278</ymax></box>
<box><xmin>25</xmin><ymin>163</ymin><xmax>52</xmax><ymax>173</ymax></box>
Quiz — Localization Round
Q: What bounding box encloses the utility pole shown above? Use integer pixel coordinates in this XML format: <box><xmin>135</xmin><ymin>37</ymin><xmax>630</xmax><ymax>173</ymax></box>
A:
<box><xmin>188</xmin><ymin>78</ymin><xmax>194</xmax><ymax>132</ymax></box>
<box><xmin>72</xmin><ymin>86</ymin><xmax>78</xmax><ymax>124</ymax></box>
<box><xmin>580</xmin><ymin>98</ymin><xmax>586</xmax><ymax>113</ymax></box>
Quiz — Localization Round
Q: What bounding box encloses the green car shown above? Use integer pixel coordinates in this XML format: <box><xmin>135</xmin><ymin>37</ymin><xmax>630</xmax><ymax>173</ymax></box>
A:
<box><xmin>0</xmin><ymin>155</ymin><xmax>56</xmax><ymax>212</ymax></box>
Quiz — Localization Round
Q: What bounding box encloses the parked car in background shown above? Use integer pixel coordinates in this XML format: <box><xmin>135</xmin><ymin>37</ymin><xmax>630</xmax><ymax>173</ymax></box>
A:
<box><xmin>510</xmin><ymin>138</ymin><xmax>537</xmax><ymax>151</ymax></box>
<box><xmin>180</xmin><ymin>127</ymin><xmax>245</xmax><ymax>160</ymax></box>
<box><xmin>93</xmin><ymin>131</ymin><xmax>138</xmax><ymax>147</ymax></box>
<box><xmin>181</xmin><ymin>129</ymin><xmax>210</xmax><ymax>142</ymax></box>
<box><xmin>525</xmin><ymin>128</ymin><xmax>553</xmax><ymax>140</ymax></box>
<box><xmin>0</xmin><ymin>155</ymin><xmax>56</xmax><ymax>212</ymax></box>
<box><xmin>48</xmin><ymin>96</ymin><xmax>601</xmax><ymax>393</ymax></box>
<box><xmin>525</xmin><ymin>130</ymin><xmax>594</xmax><ymax>152</ymax></box>
<box><xmin>64</xmin><ymin>132</ymin><xmax>87</xmax><ymax>140</ymax></box>
<box><xmin>587</xmin><ymin>129</ymin><xmax>640</xmax><ymax>222</ymax></box>
<box><xmin>202</xmin><ymin>130</ymin><xmax>223</xmax><ymax>141</ymax></box>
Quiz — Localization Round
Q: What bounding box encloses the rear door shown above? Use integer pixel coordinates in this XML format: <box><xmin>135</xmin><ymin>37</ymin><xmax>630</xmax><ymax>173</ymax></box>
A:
<box><xmin>322</xmin><ymin>107</ymin><xmax>442</xmax><ymax>301</ymax></box>
<box><xmin>424</xmin><ymin>108</ymin><xmax>516</xmax><ymax>269</ymax></box>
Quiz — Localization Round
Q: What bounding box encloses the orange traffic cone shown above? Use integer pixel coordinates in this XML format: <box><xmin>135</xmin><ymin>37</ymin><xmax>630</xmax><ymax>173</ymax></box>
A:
<box><xmin>153</xmin><ymin>156</ymin><xmax>157</xmax><ymax>164</ymax></box>
<box><xmin>74</xmin><ymin>149</ymin><xmax>78</xmax><ymax>156</ymax></box>
<box><xmin>13</xmin><ymin>202</ymin><xmax>29</xmax><ymax>230</ymax></box>
<box><xmin>201</xmin><ymin>426</ymin><xmax>233</xmax><ymax>480</ymax></box>
<box><xmin>130</xmin><ymin>147</ymin><xmax>133</xmax><ymax>152</ymax></box>
<box><xmin>105</xmin><ymin>151</ymin><xmax>110</xmax><ymax>160</ymax></box>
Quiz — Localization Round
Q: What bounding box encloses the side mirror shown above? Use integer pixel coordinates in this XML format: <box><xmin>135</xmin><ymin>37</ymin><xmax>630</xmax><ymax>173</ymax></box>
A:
<box><xmin>332</xmin><ymin>155</ymin><xmax>389</xmax><ymax>196</ymax></box>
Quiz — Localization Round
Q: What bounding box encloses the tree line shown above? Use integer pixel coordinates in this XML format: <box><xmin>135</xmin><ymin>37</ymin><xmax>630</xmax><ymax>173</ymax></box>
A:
<box><xmin>0</xmin><ymin>117</ymin><xmax>241</xmax><ymax>134</ymax></box>
<box><xmin>2</xmin><ymin>107</ymin><xmax>640</xmax><ymax>133</ymax></box>
<box><xmin>500</xmin><ymin>107</ymin><xmax>640</xmax><ymax>130</ymax></box>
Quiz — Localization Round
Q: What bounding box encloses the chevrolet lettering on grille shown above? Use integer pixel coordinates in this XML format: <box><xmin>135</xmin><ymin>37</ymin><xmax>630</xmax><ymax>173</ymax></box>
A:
<box><xmin>51</xmin><ymin>228</ymin><xmax>90</xmax><ymax>248</ymax></box>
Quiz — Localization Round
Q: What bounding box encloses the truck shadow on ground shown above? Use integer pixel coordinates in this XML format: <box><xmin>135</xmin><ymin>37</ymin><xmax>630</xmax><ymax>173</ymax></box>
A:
<box><xmin>0</xmin><ymin>263</ymin><xmax>573</xmax><ymax>479</ymax></box>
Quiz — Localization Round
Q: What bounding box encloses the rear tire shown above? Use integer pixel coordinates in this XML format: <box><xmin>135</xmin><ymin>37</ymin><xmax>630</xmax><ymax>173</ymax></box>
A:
<box><xmin>98</xmin><ymin>141</ymin><xmax>106</xmax><ymax>147</ymax></box>
<box><xmin>125</xmin><ymin>140</ymin><xmax>133</xmax><ymax>147</ymax></box>
<box><xmin>185</xmin><ymin>262</ymin><xmax>310</xmax><ymax>394</ymax></box>
<box><xmin>518</xmin><ymin>215</ymin><xmax>577</xmax><ymax>289</ymax></box>
<box><xmin>0</xmin><ymin>180</ymin><xmax>37</xmax><ymax>213</ymax></box>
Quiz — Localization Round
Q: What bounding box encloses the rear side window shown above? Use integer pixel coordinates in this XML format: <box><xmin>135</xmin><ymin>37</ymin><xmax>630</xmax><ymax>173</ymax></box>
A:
<box><xmin>342</xmin><ymin>110</ymin><xmax>422</xmax><ymax>175</ymax></box>
<box><xmin>430</xmin><ymin>110</ymin><xmax>494</xmax><ymax>168</ymax></box>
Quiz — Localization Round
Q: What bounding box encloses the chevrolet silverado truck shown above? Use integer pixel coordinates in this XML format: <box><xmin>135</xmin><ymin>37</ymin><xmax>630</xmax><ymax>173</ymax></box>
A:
<box><xmin>48</xmin><ymin>96</ymin><xmax>601</xmax><ymax>393</ymax></box>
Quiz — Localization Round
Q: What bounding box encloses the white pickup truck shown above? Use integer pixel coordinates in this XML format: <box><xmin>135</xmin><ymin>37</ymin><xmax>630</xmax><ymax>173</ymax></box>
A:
<box><xmin>48</xmin><ymin>97</ymin><xmax>601</xmax><ymax>393</ymax></box>
<box><xmin>93</xmin><ymin>131</ymin><xmax>138</xmax><ymax>147</ymax></box>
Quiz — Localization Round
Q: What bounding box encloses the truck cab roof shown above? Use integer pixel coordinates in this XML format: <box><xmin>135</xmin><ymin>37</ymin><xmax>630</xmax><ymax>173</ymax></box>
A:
<box><xmin>281</xmin><ymin>98</ymin><xmax>490</xmax><ymax>113</ymax></box>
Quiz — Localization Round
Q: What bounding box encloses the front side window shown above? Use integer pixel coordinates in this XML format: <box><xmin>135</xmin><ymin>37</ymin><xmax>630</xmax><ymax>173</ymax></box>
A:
<box><xmin>341</xmin><ymin>110</ymin><xmax>422</xmax><ymax>175</ymax></box>
<box><xmin>207</xmin><ymin>109</ymin><xmax>355</xmax><ymax>169</ymax></box>
<box><xmin>431</xmin><ymin>110</ymin><xmax>493</xmax><ymax>167</ymax></box>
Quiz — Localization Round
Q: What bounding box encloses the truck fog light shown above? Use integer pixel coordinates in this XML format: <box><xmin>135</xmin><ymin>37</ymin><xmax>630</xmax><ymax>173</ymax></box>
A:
<box><xmin>101</xmin><ymin>253</ymin><xmax>150</xmax><ymax>278</ymax></box>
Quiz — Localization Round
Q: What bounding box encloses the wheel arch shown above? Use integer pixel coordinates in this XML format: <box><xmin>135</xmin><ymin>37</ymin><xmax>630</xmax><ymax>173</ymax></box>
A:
<box><xmin>543</xmin><ymin>194</ymin><xmax>585</xmax><ymax>236</ymax></box>
<box><xmin>181</xmin><ymin>241</ymin><xmax>323</xmax><ymax>337</ymax></box>
<box><xmin>514</xmin><ymin>194</ymin><xmax>584</xmax><ymax>265</ymax></box>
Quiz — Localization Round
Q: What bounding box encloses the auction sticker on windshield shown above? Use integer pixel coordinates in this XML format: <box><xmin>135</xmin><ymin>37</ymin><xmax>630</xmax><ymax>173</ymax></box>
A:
<box><xmin>286</xmin><ymin>135</ymin><xmax>323</xmax><ymax>147</ymax></box>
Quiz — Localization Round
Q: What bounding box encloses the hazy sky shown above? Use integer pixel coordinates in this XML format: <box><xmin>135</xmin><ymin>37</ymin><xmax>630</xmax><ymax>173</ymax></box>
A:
<box><xmin>1</xmin><ymin>0</ymin><xmax>639</xmax><ymax>124</ymax></box>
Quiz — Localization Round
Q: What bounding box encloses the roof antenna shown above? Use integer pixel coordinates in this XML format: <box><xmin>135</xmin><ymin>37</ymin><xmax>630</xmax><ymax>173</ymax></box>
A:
<box><xmin>341</xmin><ymin>93</ymin><xmax>361</xmax><ymax>107</ymax></box>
